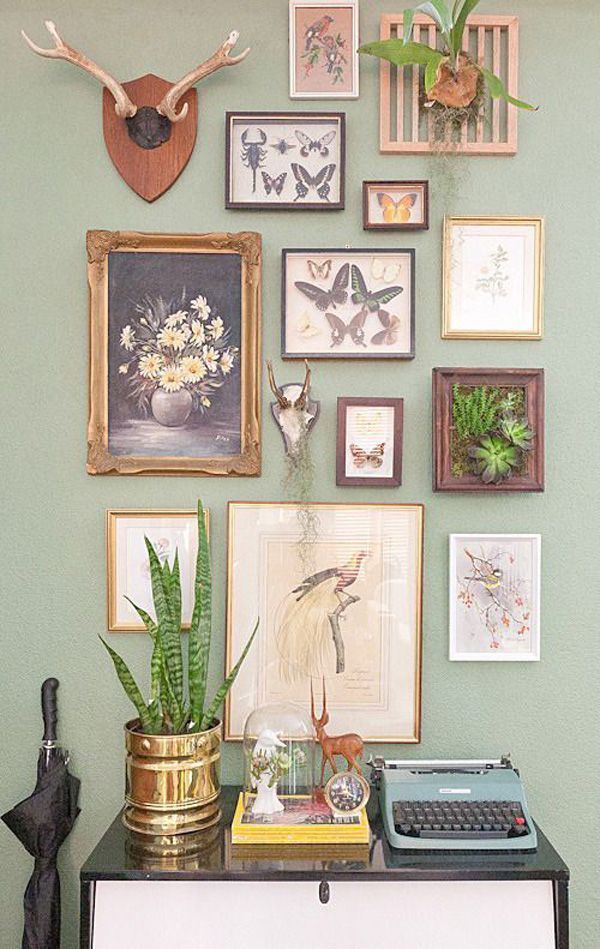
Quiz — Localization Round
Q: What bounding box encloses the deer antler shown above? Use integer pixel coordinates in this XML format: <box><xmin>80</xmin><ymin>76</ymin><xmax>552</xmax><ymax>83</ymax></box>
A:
<box><xmin>157</xmin><ymin>30</ymin><xmax>250</xmax><ymax>123</ymax></box>
<box><xmin>21</xmin><ymin>20</ymin><xmax>137</xmax><ymax>118</ymax></box>
<box><xmin>266</xmin><ymin>360</ymin><xmax>291</xmax><ymax>409</ymax></box>
<box><xmin>295</xmin><ymin>360</ymin><xmax>311</xmax><ymax>409</ymax></box>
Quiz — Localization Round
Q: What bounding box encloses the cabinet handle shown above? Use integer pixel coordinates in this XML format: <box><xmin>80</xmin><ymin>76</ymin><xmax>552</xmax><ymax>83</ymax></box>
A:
<box><xmin>319</xmin><ymin>880</ymin><xmax>330</xmax><ymax>904</ymax></box>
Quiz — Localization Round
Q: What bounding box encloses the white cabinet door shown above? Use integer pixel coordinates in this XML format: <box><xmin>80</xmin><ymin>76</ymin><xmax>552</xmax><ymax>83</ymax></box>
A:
<box><xmin>92</xmin><ymin>879</ymin><xmax>556</xmax><ymax>949</ymax></box>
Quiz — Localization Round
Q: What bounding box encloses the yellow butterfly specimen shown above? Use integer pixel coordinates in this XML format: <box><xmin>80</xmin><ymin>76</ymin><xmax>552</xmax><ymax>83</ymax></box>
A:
<box><xmin>371</xmin><ymin>258</ymin><xmax>402</xmax><ymax>283</ymax></box>
<box><xmin>297</xmin><ymin>311</ymin><xmax>321</xmax><ymax>338</ymax></box>
<box><xmin>377</xmin><ymin>191</ymin><xmax>418</xmax><ymax>224</ymax></box>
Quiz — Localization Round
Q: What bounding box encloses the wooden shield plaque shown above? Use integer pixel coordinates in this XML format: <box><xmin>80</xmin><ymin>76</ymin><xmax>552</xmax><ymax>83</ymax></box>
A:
<box><xmin>103</xmin><ymin>75</ymin><xmax>197</xmax><ymax>201</ymax></box>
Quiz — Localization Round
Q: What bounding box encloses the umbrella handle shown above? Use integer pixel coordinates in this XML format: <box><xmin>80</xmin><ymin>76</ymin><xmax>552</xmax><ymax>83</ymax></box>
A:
<box><xmin>42</xmin><ymin>678</ymin><xmax>59</xmax><ymax>744</ymax></box>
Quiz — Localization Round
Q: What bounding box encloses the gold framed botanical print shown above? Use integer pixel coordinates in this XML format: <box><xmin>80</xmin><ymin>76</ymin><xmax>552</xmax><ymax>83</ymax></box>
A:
<box><xmin>87</xmin><ymin>230</ymin><xmax>261</xmax><ymax>476</ymax></box>
<box><xmin>442</xmin><ymin>216</ymin><xmax>544</xmax><ymax>339</ymax></box>
<box><xmin>225</xmin><ymin>501</ymin><xmax>424</xmax><ymax>742</ymax></box>
<box><xmin>106</xmin><ymin>508</ymin><xmax>209</xmax><ymax>632</ymax></box>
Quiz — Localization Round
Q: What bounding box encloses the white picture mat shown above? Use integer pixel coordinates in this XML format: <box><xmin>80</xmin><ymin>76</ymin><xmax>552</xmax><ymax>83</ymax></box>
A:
<box><xmin>228</xmin><ymin>116</ymin><xmax>342</xmax><ymax>205</ymax></box>
<box><xmin>92</xmin><ymin>879</ymin><xmax>556</xmax><ymax>949</ymax></box>
<box><xmin>289</xmin><ymin>0</ymin><xmax>359</xmax><ymax>99</ymax></box>
<box><xmin>448</xmin><ymin>222</ymin><xmax>539</xmax><ymax>334</ymax></box>
<box><xmin>227</xmin><ymin>503</ymin><xmax>422</xmax><ymax>740</ymax></box>
<box><xmin>284</xmin><ymin>251</ymin><xmax>413</xmax><ymax>356</ymax></box>
<box><xmin>449</xmin><ymin>534</ymin><xmax>541</xmax><ymax>661</ymax></box>
<box><xmin>110</xmin><ymin>513</ymin><xmax>198</xmax><ymax>629</ymax></box>
<box><xmin>366</xmin><ymin>185</ymin><xmax>426</xmax><ymax>226</ymax></box>
<box><xmin>344</xmin><ymin>404</ymin><xmax>395</xmax><ymax>478</ymax></box>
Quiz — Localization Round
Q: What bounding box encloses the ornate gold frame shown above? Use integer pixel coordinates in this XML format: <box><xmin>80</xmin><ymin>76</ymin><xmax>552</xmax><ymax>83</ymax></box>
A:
<box><xmin>106</xmin><ymin>508</ymin><xmax>210</xmax><ymax>632</ymax></box>
<box><xmin>224</xmin><ymin>501</ymin><xmax>424</xmax><ymax>743</ymax></box>
<box><xmin>442</xmin><ymin>216</ymin><xmax>544</xmax><ymax>340</ymax></box>
<box><xmin>87</xmin><ymin>230</ymin><xmax>261</xmax><ymax>475</ymax></box>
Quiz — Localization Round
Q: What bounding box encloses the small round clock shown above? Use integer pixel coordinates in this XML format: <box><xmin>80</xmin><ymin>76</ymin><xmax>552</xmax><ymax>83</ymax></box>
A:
<box><xmin>324</xmin><ymin>771</ymin><xmax>370</xmax><ymax>815</ymax></box>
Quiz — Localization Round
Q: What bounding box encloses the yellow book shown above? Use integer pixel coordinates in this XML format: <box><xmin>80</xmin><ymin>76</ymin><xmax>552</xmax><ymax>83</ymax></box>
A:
<box><xmin>230</xmin><ymin>792</ymin><xmax>370</xmax><ymax>845</ymax></box>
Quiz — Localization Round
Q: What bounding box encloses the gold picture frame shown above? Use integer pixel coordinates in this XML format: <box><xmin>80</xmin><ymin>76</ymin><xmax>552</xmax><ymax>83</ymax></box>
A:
<box><xmin>442</xmin><ymin>216</ymin><xmax>544</xmax><ymax>340</ymax></box>
<box><xmin>87</xmin><ymin>230</ymin><xmax>262</xmax><ymax>475</ymax></box>
<box><xmin>225</xmin><ymin>501</ymin><xmax>424</xmax><ymax>742</ymax></box>
<box><xmin>106</xmin><ymin>508</ymin><xmax>209</xmax><ymax>632</ymax></box>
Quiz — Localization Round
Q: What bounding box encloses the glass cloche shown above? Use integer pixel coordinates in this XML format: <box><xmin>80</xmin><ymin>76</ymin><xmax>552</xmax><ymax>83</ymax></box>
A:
<box><xmin>242</xmin><ymin>703</ymin><xmax>316</xmax><ymax>815</ymax></box>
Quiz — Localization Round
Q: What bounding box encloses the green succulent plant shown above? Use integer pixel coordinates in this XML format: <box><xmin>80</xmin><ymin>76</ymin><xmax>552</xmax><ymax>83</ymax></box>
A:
<box><xmin>101</xmin><ymin>501</ymin><xmax>258</xmax><ymax>735</ymax></box>
<box><xmin>452</xmin><ymin>385</ymin><xmax>499</xmax><ymax>441</ymax></box>
<box><xmin>469</xmin><ymin>434</ymin><xmax>520</xmax><ymax>484</ymax></box>
<box><xmin>358</xmin><ymin>0</ymin><xmax>536</xmax><ymax>110</ymax></box>
<box><xmin>500</xmin><ymin>415</ymin><xmax>534</xmax><ymax>451</ymax></box>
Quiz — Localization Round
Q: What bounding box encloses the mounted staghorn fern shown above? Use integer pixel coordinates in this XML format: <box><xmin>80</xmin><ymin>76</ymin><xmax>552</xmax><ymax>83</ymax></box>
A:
<box><xmin>359</xmin><ymin>1</ymin><xmax>537</xmax><ymax>113</ymax></box>
<box><xmin>101</xmin><ymin>501</ymin><xmax>257</xmax><ymax>735</ymax></box>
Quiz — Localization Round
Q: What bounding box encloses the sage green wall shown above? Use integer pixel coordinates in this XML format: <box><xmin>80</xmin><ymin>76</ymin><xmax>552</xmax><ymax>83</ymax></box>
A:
<box><xmin>2</xmin><ymin>1</ymin><xmax>598</xmax><ymax>946</ymax></box>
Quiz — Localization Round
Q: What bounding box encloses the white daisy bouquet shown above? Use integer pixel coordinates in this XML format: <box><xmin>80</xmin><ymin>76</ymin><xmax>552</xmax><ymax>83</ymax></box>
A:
<box><xmin>118</xmin><ymin>291</ymin><xmax>238</xmax><ymax>416</ymax></box>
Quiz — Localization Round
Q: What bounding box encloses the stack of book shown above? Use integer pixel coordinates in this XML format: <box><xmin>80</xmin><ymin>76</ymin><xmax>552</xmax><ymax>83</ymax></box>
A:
<box><xmin>231</xmin><ymin>793</ymin><xmax>370</xmax><ymax>845</ymax></box>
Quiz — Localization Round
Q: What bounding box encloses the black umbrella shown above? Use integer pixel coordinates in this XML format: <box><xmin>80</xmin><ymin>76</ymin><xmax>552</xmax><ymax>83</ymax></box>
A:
<box><xmin>2</xmin><ymin>678</ymin><xmax>80</xmax><ymax>949</ymax></box>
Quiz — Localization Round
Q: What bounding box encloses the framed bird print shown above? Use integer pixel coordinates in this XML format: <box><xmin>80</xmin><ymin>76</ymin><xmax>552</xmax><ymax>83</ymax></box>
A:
<box><xmin>363</xmin><ymin>180</ymin><xmax>429</xmax><ymax>231</ymax></box>
<box><xmin>281</xmin><ymin>248</ymin><xmax>415</xmax><ymax>359</ymax></box>
<box><xmin>442</xmin><ymin>216</ymin><xmax>544</xmax><ymax>339</ymax></box>
<box><xmin>225</xmin><ymin>112</ymin><xmax>345</xmax><ymax>210</ymax></box>
<box><xmin>449</xmin><ymin>534</ymin><xmax>541</xmax><ymax>661</ymax></box>
<box><xmin>336</xmin><ymin>397</ymin><xmax>403</xmax><ymax>486</ymax></box>
<box><xmin>225</xmin><ymin>501</ymin><xmax>424</xmax><ymax>741</ymax></box>
<box><xmin>289</xmin><ymin>1</ymin><xmax>360</xmax><ymax>99</ymax></box>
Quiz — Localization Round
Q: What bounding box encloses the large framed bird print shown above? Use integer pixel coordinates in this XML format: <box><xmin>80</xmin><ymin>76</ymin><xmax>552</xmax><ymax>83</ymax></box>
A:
<box><xmin>282</xmin><ymin>248</ymin><xmax>415</xmax><ymax>358</ymax></box>
<box><xmin>225</xmin><ymin>502</ymin><xmax>424</xmax><ymax>741</ymax></box>
<box><xmin>225</xmin><ymin>112</ymin><xmax>345</xmax><ymax>210</ymax></box>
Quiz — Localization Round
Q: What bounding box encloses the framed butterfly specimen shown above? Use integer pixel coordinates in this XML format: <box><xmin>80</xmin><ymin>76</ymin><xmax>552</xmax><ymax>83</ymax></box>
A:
<box><xmin>225</xmin><ymin>112</ymin><xmax>345</xmax><ymax>210</ymax></box>
<box><xmin>282</xmin><ymin>248</ymin><xmax>415</xmax><ymax>359</ymax></box>
<box><xmin>336</xmin><ymin>397</ymin><xmax>404</xmax><ymax>486</ymax></box>
<box><xmin>363</xmin><ymin>180</ymin><xmax>429</xmax><ymax>231</ymax></box>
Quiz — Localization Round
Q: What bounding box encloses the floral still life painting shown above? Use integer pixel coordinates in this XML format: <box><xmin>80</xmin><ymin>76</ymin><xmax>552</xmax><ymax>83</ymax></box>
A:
<box><xmin>289</xmin><ymin>1</ymin><xmax>359</xmax><ymax>98</ymax></box>
<box><xmin>87</xmin><ymin>231</ymin><xmax>261</xmax><ymax>476</ymax></box>
<box><xmin>450</xmin><ymin>534</ymin><xmax>541</xmax><ymax>661</ymax></box>
<box><xmin>443</xmin><ymin>217</ymin><xmax>544</xmax><ymax>339</ymax></box>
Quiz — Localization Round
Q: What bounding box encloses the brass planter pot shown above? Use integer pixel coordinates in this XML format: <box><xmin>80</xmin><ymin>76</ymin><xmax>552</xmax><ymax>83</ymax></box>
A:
<box><xmin>123</xmin><ymin>719</ymin><xmax>221</xmax><ymax>837</ymax></box>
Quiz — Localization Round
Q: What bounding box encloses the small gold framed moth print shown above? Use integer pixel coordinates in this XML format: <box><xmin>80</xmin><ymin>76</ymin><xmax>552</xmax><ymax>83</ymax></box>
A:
<box><xmin>87</xmin><ymin>230</ymin><xmax>261</xmax><ymax>476</ymax></box>
<box><xmin>363</xmin><ymin>180</ymin><xmax>429</xmax><ymax>231</ymax></box>
<box><xmin>289</xmin><ymin>1</ymin><xmax>359</xmax><ymax>99</ymax></box>
<box><xmin>443</xmin><ymin>216</ymin><xmax>544</xmax><ymax>339</ymax></box>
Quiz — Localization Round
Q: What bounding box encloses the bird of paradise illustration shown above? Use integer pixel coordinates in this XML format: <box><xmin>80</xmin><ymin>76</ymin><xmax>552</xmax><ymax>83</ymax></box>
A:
<box><xmin>276</xmin><ymin>550</ymin><xmax>368</xmax><ymax>683</ymax></box>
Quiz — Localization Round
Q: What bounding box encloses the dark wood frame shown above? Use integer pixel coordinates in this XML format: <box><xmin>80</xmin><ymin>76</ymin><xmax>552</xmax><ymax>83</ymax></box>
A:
<box><xmin>281</xmin><ymin>248</ymin><xmax>416</xmax><ymax>360</ymax></box>
<box><xmin>225</xmin><ymin>111</ymin><xmax>346</xmax><ymax>210</ymax></box>
<box><xmin>362</xmin><ymin>180</ymin><xmax>429</xmax><ymax>231</ymax></box>
<box><xmin>433</xmin><ymin>368</ymin><xmax>545</xmax><ymax>492</ymax></box>
<box><xmin>336</xmin><ymin>397</ymin><xmax>403</xmax><ymax>486</ymax></box>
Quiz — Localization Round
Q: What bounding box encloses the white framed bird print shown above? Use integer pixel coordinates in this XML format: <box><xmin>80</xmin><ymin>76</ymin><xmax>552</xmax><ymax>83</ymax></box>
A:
<box><xmin>449</xmin><ymin>534</ymin><xmax>541</xmax><ymax>661</ymax></box>
<box><xmin>289</xmin><ymin>1</ymin><xmax>360</xmax><ymax>99</ymax></box>
<box><xmin>225</xmin><ymin>501</ymin><xmax>424</xmax><ymax>741</ymax></box>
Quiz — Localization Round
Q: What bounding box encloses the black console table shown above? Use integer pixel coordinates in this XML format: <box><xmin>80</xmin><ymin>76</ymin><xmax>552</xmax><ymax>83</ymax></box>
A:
<box><xmin>81</xmin><ymin>786</ymin><xmax>569</xmax><ymax>948</ymax></box>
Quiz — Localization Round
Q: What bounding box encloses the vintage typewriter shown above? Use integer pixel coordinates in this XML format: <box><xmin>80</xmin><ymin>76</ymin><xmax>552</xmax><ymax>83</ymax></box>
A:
<box><xmin>370</xmin><ymin>756</ymin><xmax>537</xmax><ymax>852</ymax></box>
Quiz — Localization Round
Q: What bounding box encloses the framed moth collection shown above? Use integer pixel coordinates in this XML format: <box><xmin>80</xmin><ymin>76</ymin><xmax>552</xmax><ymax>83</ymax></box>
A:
<box><xmin>281</xmin><ymin>248</ymin><xmax>415</xmax><ymax>359</ymax></box>
<box><xmin>225</xmin><ymin>112</ymin><xmax>345</xmax><ymax>210</ymax></box>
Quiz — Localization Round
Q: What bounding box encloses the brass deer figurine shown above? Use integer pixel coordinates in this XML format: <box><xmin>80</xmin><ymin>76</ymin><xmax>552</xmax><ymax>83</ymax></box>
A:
<box><xmin>311</xmin><ymin>679</ymin><xmax>364</xmax><ymax>787</ymax></box>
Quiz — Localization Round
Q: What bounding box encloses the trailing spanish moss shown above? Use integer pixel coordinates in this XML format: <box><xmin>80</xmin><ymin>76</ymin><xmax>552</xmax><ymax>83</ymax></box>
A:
<box><xmin>282</xmin><ymin>427</ymin><xmax>320</xmax><ymax>578</ymax></box>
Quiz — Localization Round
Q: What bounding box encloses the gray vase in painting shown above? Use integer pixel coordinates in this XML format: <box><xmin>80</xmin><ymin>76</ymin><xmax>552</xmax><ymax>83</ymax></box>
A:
<box><xmin>150</xmin><ymin>389</ymin><xmax>193</xmax><ymax>427</ymax></box>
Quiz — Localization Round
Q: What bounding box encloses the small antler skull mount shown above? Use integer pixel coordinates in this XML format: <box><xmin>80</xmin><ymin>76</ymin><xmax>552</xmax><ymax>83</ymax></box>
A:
<box><xmin>266</xmin><ymin>360</ymin><xmax>320</xmax><ymax>456</ymax></box>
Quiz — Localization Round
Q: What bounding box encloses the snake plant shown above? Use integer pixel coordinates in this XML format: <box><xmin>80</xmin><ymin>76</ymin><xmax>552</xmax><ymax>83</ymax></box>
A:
<box><xmin>469</xmin><ymin>434</ymin><xmax>520</xmax><ymax>484</ymax></box>
<box><xmin>358</xmin><ymin>0</ymin><xmax>536</xmax><ymax>111</ymax></box>
<box><xmin>101</xmin><ymin>501</ymin><xmax>258</xmax><ymax>735</ymax></box>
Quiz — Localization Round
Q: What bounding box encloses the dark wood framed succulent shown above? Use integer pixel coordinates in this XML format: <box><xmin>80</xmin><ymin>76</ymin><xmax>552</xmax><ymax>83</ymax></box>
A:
<box><xmin>433</xmin><ymin>368</ymin><xmax>544</xmax><ymax>492</ymax></box>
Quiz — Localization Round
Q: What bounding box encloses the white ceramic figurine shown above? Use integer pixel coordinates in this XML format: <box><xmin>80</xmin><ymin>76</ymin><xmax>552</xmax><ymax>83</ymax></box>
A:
<box><xmin>250</xmin><ymin>729</ymin><xmax>287</xmax><ymax>815</ymax></box>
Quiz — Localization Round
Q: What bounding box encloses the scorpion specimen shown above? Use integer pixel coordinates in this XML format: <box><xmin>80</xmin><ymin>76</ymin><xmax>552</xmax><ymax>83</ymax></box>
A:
<box><xmin>240</xmin><ymin>127</ymin><xmax>267</xmax><ymax>193</ymax></box>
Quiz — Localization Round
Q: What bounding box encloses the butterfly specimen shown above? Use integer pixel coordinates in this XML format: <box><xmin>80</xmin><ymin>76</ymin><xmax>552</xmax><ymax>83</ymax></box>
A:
<box><xmin>377</xmin><ymin>191</ymin><xmax>418</xmax><ymax>224</ymax></box>
<box><xmin>295</xmin><ymin>129</ymin><xmax>337</xmax><ymax>157</ymax></box>
<box><xmin>297</xmin><ymin>311</ymin><xmax>321</xmax><ymax>338</ymax></box>
<box><xmin>307</xmin><ymin>259</ymin><xmax>332</xmax><ymax>281</ymax></box>
<box><xmin>351</xmin><ymin>265</ymin><xmax>403</xmax><ymax>312</ymax></box>
<box><xmin>349</xmin><ymin>443</ymin><xmax>386</xmax><ymax>468</ymax></box>
<box><xmin>371</xmin><ymin>310</ymin><xmax>401</xmax><ymax>346</ymax></box>
<box><xmin>326</xmin><ymin>310</ymin><xmax>367</xmax><ymax>348</ymax></box>
<box><xmin>291</xmin><ymin>163</ymin><xmax>336</xmax><ymax>201</ymax></box>
<box><xmin>262</xmin><ymin>171</ymin><xmax>287</xmax><ymax>196</ymax></box>
<box><xmin>295</xmin><ymin>263</ymin><xmax>349</xmax><ymax>311</ymax></box>
<box><xmin>371</xmin><ymin>258</ymin><xmax>402</xmax><ymax>283</ymax></box>
<box><xmin>270</xmin><ymin>137</ymin><xmax>296</xmax><ymax>155</ymax></box>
